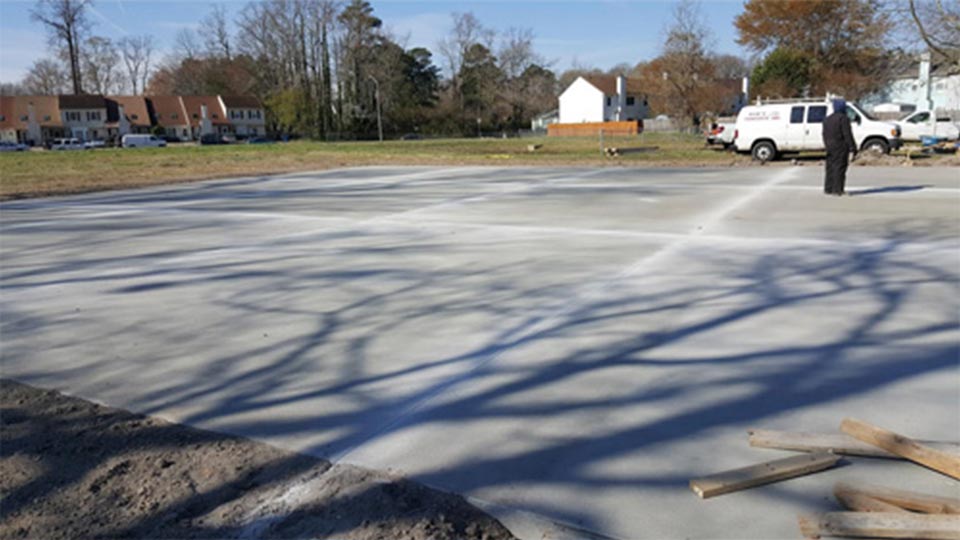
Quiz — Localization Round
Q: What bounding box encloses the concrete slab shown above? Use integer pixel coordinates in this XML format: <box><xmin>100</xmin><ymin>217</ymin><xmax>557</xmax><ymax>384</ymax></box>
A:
<box><xmin>2</xmin><ymin>165</ymin><xmax>958</xmax><ymax>539</ymax></box>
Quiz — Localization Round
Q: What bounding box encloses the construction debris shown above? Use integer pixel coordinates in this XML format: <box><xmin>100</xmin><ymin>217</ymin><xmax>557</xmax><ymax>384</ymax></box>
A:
<box><xmin>689</xmin><ymin>452</ymin><xmax>840</xmax><ymax>499</ymax></box>
<box><xmin>691</xmin><ymin>419</ymin><xmax>960</xmax><ymax>538</ymax></box>
<box><xmin>833</xmin><ymin>482</ymin><xmax>960</xmax><ymax>514</ymax></box>
<box><xmin>748</xmin><ymin>429</ymin><xmax>960</xmax><ymax>459</ymax></box>
<box><xmin>797</xmin><ymin>512</ymin><xmax>960</xmax><ymax>540</ymax></box>
<box><xmin>841</xmin><ymin>418</ymin><xmax>960</xmax><ymax>480</ymax></box>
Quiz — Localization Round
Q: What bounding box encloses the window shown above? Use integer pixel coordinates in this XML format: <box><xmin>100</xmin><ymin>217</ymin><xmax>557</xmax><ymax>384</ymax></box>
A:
<box><xmin>626</xmin><ymin>96</ymin><xmax>635</xmax><ymax>106</ymax></box>
<box><xmin>0</xmin><ymin>115</ymin><xmax>4</xmax><ymax>122</ymax></box>
<box><xmin>790</xmin><ymin>106</ymin><xmax>804</xmax><ymax>124</ymax></box>
<box><xmin>171</xmin><ymin>113</ymin><xmax>178</xmax><ymax>120</ymax></box>
<box><xmin>86</xmin><ymin>111</ymin><xmax>101</xmax><ymax>121</ymax></box>
<box><xmin>131</xmin><ymin>114</ymin><xmax>139</xmax><ymax>120</ymax></box>
<box><xmin>908</xmin><ymin>112</ymin><xmax>929</xmax><ymax>123</ymax></box>
<box><xmin>606</xmin><ymin>97</ymin><xmax>612</xmax><ymax>106</ymax></box>
<box><xmin>807</xmin><ymin>106</ymin><xmax>827</xmax><ymax>123</ymax></box>
<box><xmin>66</xmin><ymin>111</ymin><xmax>81</xmax><ymax>122</ymax></box>
<box><xmin>192</xmin><ymin>113</ymin><xmax>199</xmax><ymax>119</ymax></box>
<box><xmin>44</xmin><ymin>115</ymin><xmax>51</xmax><ymax>122</ymax></box>
<box><xmin>20</xmin><ymin>115</ymin><xmax>28</xmax><ymax>122</ymax></box>
<box><xmin>212</xmin><ymin>113</ymin><xmax>219</xmax><ymax>119</ymax></box>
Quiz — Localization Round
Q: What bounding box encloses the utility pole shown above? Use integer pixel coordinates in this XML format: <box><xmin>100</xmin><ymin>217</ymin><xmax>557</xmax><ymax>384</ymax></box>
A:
<box><xmin>368</xmin><ymin>75</ymin><xmax>383</xmax><ymax>142</ymax></box>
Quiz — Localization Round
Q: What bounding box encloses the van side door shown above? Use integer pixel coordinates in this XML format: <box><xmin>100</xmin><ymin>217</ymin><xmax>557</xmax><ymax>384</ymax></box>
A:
<box><xmin>804</xmin><ymin>105</ymin><xmax>829</xmax><ymax>150</ymax></box>
<box><xmin>784</xmin><ymin>106</ymin><xmax>806</xmax><ymax>150</ymax></box>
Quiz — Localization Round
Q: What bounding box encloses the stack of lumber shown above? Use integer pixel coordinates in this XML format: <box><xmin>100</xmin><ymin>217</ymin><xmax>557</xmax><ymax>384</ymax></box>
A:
<box><xmin>689</xmin><ymin>418</ymin><xmax>960</xmax><ymax>539</ymax></box>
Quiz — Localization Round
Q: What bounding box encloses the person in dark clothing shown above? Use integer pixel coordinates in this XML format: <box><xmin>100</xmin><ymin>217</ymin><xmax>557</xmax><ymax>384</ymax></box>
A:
<box><xmin>822</xmin><ymin>99</ymin><xmax>858</xmax><ymax>196</ymax></box>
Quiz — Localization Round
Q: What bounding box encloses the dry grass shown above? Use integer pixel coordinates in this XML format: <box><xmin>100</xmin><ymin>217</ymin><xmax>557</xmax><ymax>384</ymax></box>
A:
<box><xmin>1</xmin><ymin>134</ymin><xmax>954</xmax><ymax>200</ymax></box>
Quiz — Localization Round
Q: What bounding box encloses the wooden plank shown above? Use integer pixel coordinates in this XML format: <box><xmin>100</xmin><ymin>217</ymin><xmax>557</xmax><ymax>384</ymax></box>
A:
<box><xmin>797</xmin><ymin>512</ymin><xmax>960</xmax><ymax>540</ymax></box>
<box><xmin>834</xmin><ymin>485</ymin><xmax>910</xmax><ymax>513</ymax></box>
<box><xmin>840</xmin><ymin>418</ymin><xmax>960</xmax><ymax>480</ymax></box>
<box><xmin>689</xmin><ymin>452</ymin><xmax>840</xmax><ymax>499</ymax></box>
<box><xmin>834</xmin><ymin>482</ymin><xmax>960</xmax><ymax>514</ymax></box>
<box><xmin>748</xmin><ymin>429</ymin><xmax>960</xmax><ymax>459</ymax></box>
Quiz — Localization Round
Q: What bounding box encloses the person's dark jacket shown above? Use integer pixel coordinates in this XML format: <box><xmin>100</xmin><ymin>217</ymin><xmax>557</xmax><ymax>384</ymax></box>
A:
<box><xmin>822</xmin><ymin>112</ymin><xmax>857</xmax><ymax>155</ymax></box>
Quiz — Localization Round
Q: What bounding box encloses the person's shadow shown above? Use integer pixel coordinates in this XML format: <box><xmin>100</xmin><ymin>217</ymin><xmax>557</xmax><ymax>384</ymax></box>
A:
<box><xmin>847</xmin><ymin>185</ymin><xmax>931</xmax><ymax>196</ymax></box>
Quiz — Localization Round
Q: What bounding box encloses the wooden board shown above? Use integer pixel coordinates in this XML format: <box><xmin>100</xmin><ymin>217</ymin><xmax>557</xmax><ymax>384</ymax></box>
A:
<box><xmin>748</xmin><ymin>429</ymin><xmax>960</xmax><ymax>459</ymax></box>
<box><xmin>834</xmin><ymin>485</ymin><xmax>910</xmax><ymax>513</ymax></box>
<box><xmin>798</xmin><ymin>512</ymin><xmax>960</xmax><ymax>540</ymax></box>
<box><xmin>840</xmin><ymin>418</ymin><xmax>960</xmax><ymax>480</ymax></box>
<box><xmin>834</xmin><ymin>482</ymin><xmax>960</xmax><ymax>514</ymax></box>
<box><xmin>689</xmin><ymin>452</ymin><xmax>840</xmax><ymax>499</ymax></box>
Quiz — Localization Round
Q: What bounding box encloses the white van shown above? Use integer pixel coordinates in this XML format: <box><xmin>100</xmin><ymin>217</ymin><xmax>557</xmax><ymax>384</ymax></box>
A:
<box><xmin>122</xmin><ymin>134</ymin><xmax>167</xmax><ymax>148</ymax></box>
<box><xmin>734</xmin><ymin>97</ymin><xmax>901</xmax><ymax>161</ymax></box>
<box><xmin>50</xmin><ymin>138</ymin><xmax>85</xmax><ymax>150</ymax></box>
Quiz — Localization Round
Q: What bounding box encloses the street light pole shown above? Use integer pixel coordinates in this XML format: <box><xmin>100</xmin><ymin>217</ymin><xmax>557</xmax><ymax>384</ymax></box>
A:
<box><xmin>368</xmin><ymin>75</ymin><xmax>383</xmax><ymax>142</ymax></box>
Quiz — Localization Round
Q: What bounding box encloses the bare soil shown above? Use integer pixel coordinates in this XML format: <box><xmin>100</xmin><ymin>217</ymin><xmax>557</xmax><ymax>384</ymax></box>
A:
<box><xmin>0</xmin><ymin>379</ymin><xmax>517</xmax><ymax>540</ymax></box>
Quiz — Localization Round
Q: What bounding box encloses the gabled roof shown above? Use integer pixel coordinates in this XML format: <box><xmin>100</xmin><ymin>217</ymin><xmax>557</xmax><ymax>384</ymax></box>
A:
<box><xmin>107</xmin><ymin>96</ymin><xmax>151</xmax><ymax>127</ymax></box>
<box><xmin>180</xmin><ymin>96</ymin><xmax>229</xmax><ymax>126</ymax></box>
<box><xmin>0</xmin><ymin>96</ymin><xmax>61</xmax><ymax>128</ymax></box>
<box><xmin>220</xmin><ymin>95</ymin><xmax>262</xmax><ymax>109</ymax></box>
<box><xmin>148</xmin><ymin>96</ymin><xmax>188</xmax><ymax>126</ymax></box>
<box><xmin>59</xmin><ymin>94</ymin><xmax>107</xmax><ymax>109</ymax></box>
<box><xmin>582</xmin><ymin>75</ymin><xmax>644</xmax><ymax>96</ymax></box>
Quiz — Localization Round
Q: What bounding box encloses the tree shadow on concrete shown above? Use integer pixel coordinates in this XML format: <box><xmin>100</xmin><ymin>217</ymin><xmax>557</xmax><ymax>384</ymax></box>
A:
<box><xmin>1</xmin><ymin>174</ymin><xmax>958</xmax><ymax>538</ymax></box>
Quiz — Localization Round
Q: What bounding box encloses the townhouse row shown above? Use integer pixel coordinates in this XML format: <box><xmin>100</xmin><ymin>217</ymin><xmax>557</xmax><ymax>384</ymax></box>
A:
<box><xmin>0</xmin><ymin>94</ymin><xmax>266</xmax><ymax>146</ymax></box>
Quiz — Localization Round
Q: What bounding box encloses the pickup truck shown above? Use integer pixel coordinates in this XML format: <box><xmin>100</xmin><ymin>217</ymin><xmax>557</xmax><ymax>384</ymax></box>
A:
<box><xmin>706</xmin><ymin>118</ymin><xmax>736</xmax><ymax>149</ymax></box>
<box><xmin>895</xmin><ymin>111</ymin><xmax>960</xmax><ymax>141</ymax></box>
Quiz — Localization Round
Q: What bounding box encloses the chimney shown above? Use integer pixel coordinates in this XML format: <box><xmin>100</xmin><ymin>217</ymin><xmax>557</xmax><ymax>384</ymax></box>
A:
<box><xmin>742</xmin><ymin>76</ymin><xmax>750</xmax><ymax>101</ymax></box>
<box><xmin>919</xmin><ymin>52</ymin><xmax>933</xmax><ymax>111</ymax></box>
<box><xmin>201</xmin><ymin>104</ymin><xmax>209</xmax><ymax>119</ymax></box>
<box><xmin>118</xmin><ymin>104</ymin><xmax>130</xmax><ymax>136</ymax></box>
<box><xmin>617</xmin><ymin>75</ymin><xmax>627</xmax><ymax>121</ymax></box>
<box><xmin>26</xmin><ymin>102</ymin><xmax>41</xmax><ymax>144</ymax></box>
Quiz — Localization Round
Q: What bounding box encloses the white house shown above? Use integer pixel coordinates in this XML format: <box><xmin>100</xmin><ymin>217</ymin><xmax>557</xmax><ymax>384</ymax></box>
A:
<box><xmin>866</xmin><ymin>53</ymin><xmax>960</xmax><ymax>113</ymax></box>
<box><xmin>558</xmin><ymin>75</ymin><xmax>648</xmax><ymax>124</ymax></box>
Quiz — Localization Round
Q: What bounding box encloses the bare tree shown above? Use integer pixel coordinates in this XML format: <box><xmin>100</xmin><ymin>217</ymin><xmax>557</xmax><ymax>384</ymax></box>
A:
<box><xmin>31</xmin><ymin>0</ymin><xmax>92</xmax><ymax>94</ymax></box>
<box><xmin>22</xmin><ymin>58</ymin><xmax>69</xmax><ymax>94</ymax></box>
<box><xmin>118</xmin><ymin>35</ymin><xmax>154</xmax><ymax>94</ymax></box>
<box><xmin>203</xmin><ymin>4</ymin><xmax>232</xmax><ymax>60</ymax></box>
<box><xmin>0</xmin><ymin>82</ymin><xmax>28</xmax><ymax>96</ymax></box>
<box><xmin>437</xmin><ymin>12</ymin><xmax>494</xmax><ymax>95</ymax></box>
<box><xmin>908</xmin><ymin>0</ymin><xmax>960</xmax><ymax>70</ymax></box>
<box><xmin>174</xmin><ymin>28</ymin><xmax>202</xmax><ymax>60</ymax></box>
<box><xmin>81</xmin><ymin>36</ymin><xmax>119</xmax><ymax>94</ymax></box>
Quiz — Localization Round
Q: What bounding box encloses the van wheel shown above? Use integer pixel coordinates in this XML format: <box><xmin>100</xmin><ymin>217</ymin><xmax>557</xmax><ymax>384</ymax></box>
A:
<box><xmin>862</xmin><ymin>138</ymin><xmax>889</xmax><ymax>155</ymax></box>
<box><xmin>751</xmin><ymin>141</ymin><xmax>776</xmax><ymax>162</ymax></box>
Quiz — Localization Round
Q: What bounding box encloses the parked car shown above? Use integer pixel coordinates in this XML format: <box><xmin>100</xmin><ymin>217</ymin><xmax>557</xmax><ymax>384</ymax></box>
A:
<box><xmin>0</xmin><ymin>141</ymin><xmax>28</xmax><ymax>152</ymax></box>
<box><xmin>50</xmin><ymin>138</ymin><xmax>86</xmax><ymax>150</ymax></box>
<box><xmin>84</xmin><ymin>140</ymin><xmax>106</xmax><ymax>149</ymax></box>
<box><xmin>895</xmin><ymin>111</ymin><xmax>960</xmax><ymax>142</ymax></box>
<box><xmin>200</xmin><ymin>134</ymin><xmax>227</xmax><ymax>145</ymax></box>
<box><xmin>247</xmin><ymin>136</ymin><xmax>274</xmax><ymax>144</ymax></box>
<box><xmin>733</xmin><ymin>97</ymin><xmax>901</xmax><ymax>161</ymax></box>
<box><xmin>706</xmin><ymin>117</ymin><xmax>736</xmax><ymax>148</ymax></box>
<box><xmin>121</xmin><ymin>134</ymin><xmax>167</xmax><ymax>148</ymax></box>
<box><xmin>400</xmin><ymin>133</ymin><xmax>423</xmax><ymax>141</ymax></box>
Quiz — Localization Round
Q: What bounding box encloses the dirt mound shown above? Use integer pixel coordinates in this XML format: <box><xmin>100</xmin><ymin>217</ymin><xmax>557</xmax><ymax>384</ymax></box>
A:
<box><xmin>0</xmin><ymin>379</ymin><xmax>516</xmax><ymax>540</ymax></box>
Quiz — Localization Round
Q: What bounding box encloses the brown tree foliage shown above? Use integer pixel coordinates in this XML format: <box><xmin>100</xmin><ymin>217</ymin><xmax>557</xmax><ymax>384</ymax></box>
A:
<box><xmin>735</xmin><ymin>0</ymin><xmax>894</xmax><ymax>99</ymax></box>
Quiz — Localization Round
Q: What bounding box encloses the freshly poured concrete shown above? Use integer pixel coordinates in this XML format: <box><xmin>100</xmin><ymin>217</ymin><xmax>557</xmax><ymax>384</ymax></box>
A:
<box><xmin>2</xmin><ymin>166</ymin><xmax>958</xmax><ymax>539</ymax></box>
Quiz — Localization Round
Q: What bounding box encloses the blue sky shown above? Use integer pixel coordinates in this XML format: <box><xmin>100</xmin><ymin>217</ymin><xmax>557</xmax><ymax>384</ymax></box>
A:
<box><xmin>0</xmin><ymin>0</ymin><xmax>749</xmax><ymax>84</ymax></box>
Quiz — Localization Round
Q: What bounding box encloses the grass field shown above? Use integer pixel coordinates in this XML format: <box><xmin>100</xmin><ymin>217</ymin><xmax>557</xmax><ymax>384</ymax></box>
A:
<box><xmin>0</xmin><ymin>133</ymin><xmax>746</xmax><ymax>200</ymax></box>
<box><xmin>0</xmin><ymin>133</ymin><xmax>953</xmax><ymax>200</ymax></box>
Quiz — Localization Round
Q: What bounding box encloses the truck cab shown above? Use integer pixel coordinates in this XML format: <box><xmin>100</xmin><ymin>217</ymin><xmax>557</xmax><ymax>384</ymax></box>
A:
<box><xmin>734</xmin><ymin>97</ymin><xmax>902</xmax><ymax>161</ymax></box>
<box><xmin>896</xmin><ymin>111</ymin><xmax>960</xmax><ymax>141</ymax></box>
